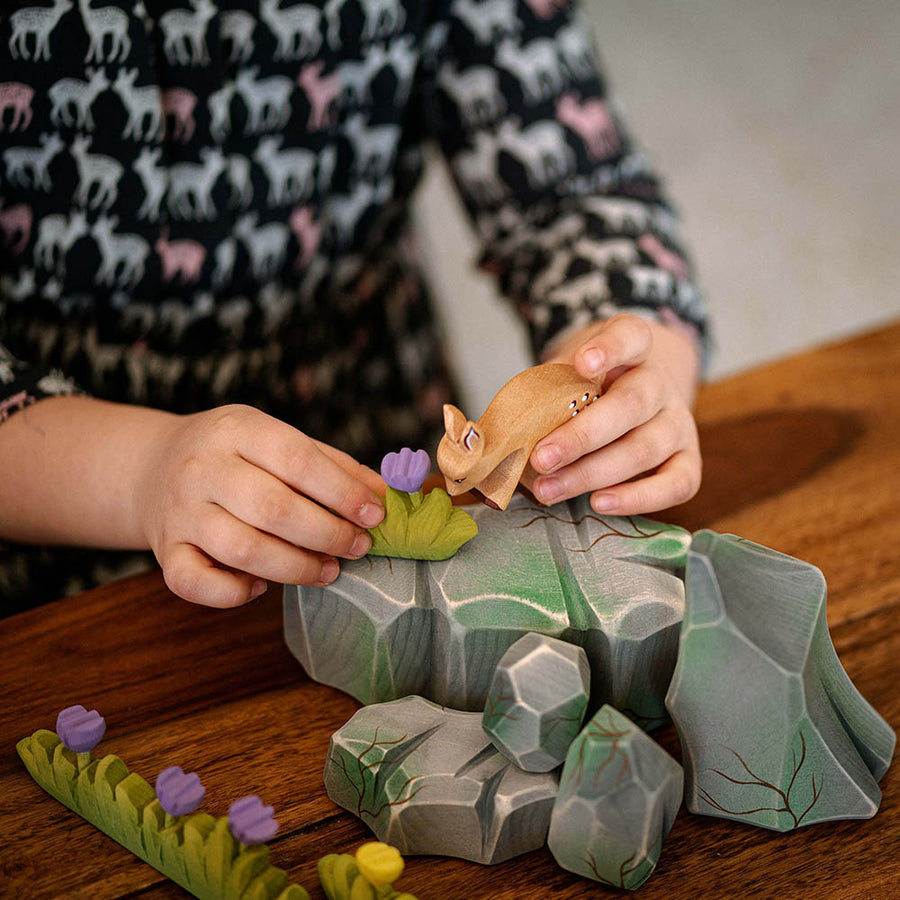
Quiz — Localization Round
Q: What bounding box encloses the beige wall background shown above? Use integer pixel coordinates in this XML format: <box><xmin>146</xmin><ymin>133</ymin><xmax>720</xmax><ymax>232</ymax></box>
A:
<box><xmin>414</xmin><ymin>0</ymin><xmax>900</xmax><ymax>415</ymax></box>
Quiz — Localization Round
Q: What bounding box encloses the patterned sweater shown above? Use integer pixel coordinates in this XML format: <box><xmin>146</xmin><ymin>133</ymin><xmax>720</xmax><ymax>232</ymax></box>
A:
<box><xmin>0</xmin><ymin>0</ymin><xmax>707</xmax><ymax>610</ymax></box>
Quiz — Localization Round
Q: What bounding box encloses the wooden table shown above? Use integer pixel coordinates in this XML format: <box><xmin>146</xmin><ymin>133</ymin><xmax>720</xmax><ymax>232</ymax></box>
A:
<box><xmin>2</xmin><ymin>322</ymin><xmax>899</xmax><ymax>899</ymax></box>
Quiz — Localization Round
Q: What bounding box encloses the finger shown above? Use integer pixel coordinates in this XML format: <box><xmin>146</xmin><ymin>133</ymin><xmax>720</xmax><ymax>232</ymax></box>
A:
<box><xmin>573</xmin><ymin>313</ymin><xmax>654</xmax><ymax>381</ymax></box>
<box><xmin>589</xmin><ymin>449</ymin><xmax>702</xmax><ymax>515</ymax></box>
<box><xmin>161</xmin><ymin>542</ymin><xmax>269</xmax><ymax>608</ymax></box>
<box><xmin>238</xmin><ymin>420</ymin><xmax>384</xmax><ymax>528</ymax></box>
<box><xmin>314</xmin><ymin>439</ymin><xmax>387</xmax><ymax>495</ymax></box>
<box><xmin>532</xmin><ymin>408</ymin><xmax>691</xmax><ymax>504</ymax></box>
<box><xmin>532</xmin><ymin>365</ymin><xmax>665</xmax><ymax>474</ymax></box>
<box><xmin>212</xmin><ymin>457</ymin><xmax>372</xmax><ymax>559</ymax></box>
<box><xmin>195</xmin><ymin>503</ymin><xmax>343</xmax><ymax>586</ymax></box>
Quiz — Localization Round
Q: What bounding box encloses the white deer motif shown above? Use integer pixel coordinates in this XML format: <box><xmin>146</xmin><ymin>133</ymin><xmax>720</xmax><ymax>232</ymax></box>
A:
<box><xmin>220</xmin><ymin>9</ymin><xmax>255</xmax><ymax>62</ymax></box>
<box><xmin>208</xmin><ymin>81</ymin><xmax>235</xmax><ymax>142</ymax></box>
<box><xmin>235</xmin><ymin>213</ymin><xmax>289</xmax><ymax>280</ymax></box>
<box><xmin>556</xmin><ymin>93</ymin><xmax>619</xmax><ymax>160</ymax></box>
<box><xmin>359</xmin><ymin>0</ymin><xmax>405</xmax><ymax>42</ymax></box>
<box><xmin>226</xmin><ymin>154</ymin><xmax>253</xmax><ymax>209</ymax></box>
<box><xmin>297</xmin><ymin>62</ymin><xmax>339</xmax><ymax>131</ymax></box>
<box><xmin>159</xmin><ymin>0</ymin><xmax>215</xmax><ymax>66</ymax></box>
<box><xmin>4</xmin><ymin>133</ymin><xmax>65</xmax><ymax>191</ymax></box>
<box><xmin>637</xmin><ymin>233</ymin><xmax>690</xmax><ymax>281</ymax></box>
<box><xmin>496</xmin><ymin>118</ymin><xmax>575</xmax><ymax>188</ymax></box>
<box><xmin>113</xmin><ymin>68</ymin><xmax>162</xmax><ymax>141</ymax></box>
<box><xmin>496</xmin><ymin>37</ymin><xmax>566</xmax><ymax>104</ymax></box>
<box><xmin>0</xmin><ymin>268</ymin><xmax>36</xmax><ymax>301</ymax></box>
<box><xmin>384</xmin><ymin>34</ymin><xmax>417</xmax><ymax>103</ymax></box>
<box><xmin>323</xmin><ymin>181</ymin><xmax>377</xmax><ymax>245</ymax></box>
<box><xmin>556</xmin><ymin>20</ymin><xmax>596</xmax><ymax>80</ymax></box>
<box><xmin>78</xmin><ymin>0</ymin><xmax>132</xmax><ymax>63</ymax></box>
<box><xmin>547</xmin><ymin>270</ymin><xmax>610</xmax><ymax>307</ymax></box>
<box><xmin>71</xmin><ymin>135</ymin><xmax>124</xmax><ymax>209</ymax></box>
<box><xmin>259</xmin><ymin>0</ymin><xmax>321</xmax><ymax>61</ymax></box>
<box><xmin>323</xmin><ymin>0</ymin><xmax>349</xmax><ymax>50</ymax></box>
<box><xmin>92</xmin><ymin>215</ymin><xmax>150</xmax><ymax>287</ymax></box>
<box><xmin>252</xmin><ymin>136</ymin><xmax>316</xmax><ymax>206</ymax></box>
<box><xmin>450</xmin><ymin>0</ymin><xmax>519</xmax><ymax>44</ymax></box>
<box><xmin>33</xmin><ymin>210</ymin><xmax>88</xmax><ymax>273</ymax></box>
<box><xmin>235</xmin><ymin>67</ymin><xmax>294</xmax><ymax>133</ymax></box>
<box><xmin>48</xmin><ymin>67</ymin><xmax>110</xmax><ymax>130</ymax></box>
<box><xmin>168</xmin><ymin>147</ymin><xmax>226</xmax><ymax>219</ymax></box>
<box><xmin>8</xmin><ymin>0</ymin><xmax>73</xmax><ymax>62</ymax></box>
<box><xmin>0</xmin><ymin>82</ymin><xmax>35</xmax><ymax>132</ymax></box>
<box><xmin>156</xmin><ymin>229</ymin><xmax>206</xmax><ymax>284</ymax></box>
<box><xmin>336</xmin><ymin>44</ymin><xmax>387</xmax><ymax>107</ymax></box>
<box><xmin>317</xmin><ymin>144</ymin><xmax>337</xmax><ymax>192</ymax></box>
<box><xmin>133</xmin><ymin>146</ymin><xmax>167</xmax><ymax>220</ymax></box>
<box><xmin>343</xmin><ymin>114</ymin><xmax>399</xmax><ymax>181</ymax></box>
<box><xmin>452</xmin><ymin>131</ymin><xmax>506</xmax><ymax>204</ymax></box>
<box><xmin>438</xmin><ymin>62</ymin><xmax>506</xmax><ymax>126</ymax></box>
<box><xmin>212</xmin><ymin>236</ymin><xmax>236</xmax><ymax>289</ymax></box>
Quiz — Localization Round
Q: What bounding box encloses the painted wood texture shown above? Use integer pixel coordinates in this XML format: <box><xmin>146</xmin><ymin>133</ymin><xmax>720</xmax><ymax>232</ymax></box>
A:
<box><xmin>1</xmin><ymin>321</ymin><xmax>899</xmax><ymax>900</ymax></box>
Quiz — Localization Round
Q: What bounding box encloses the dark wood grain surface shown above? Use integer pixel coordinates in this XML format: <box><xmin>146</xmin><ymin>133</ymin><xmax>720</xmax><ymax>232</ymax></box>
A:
<box><xmin>2</xmin><ymin>322</ymin><xmax>899</xmax><ymax>900</ymax></box>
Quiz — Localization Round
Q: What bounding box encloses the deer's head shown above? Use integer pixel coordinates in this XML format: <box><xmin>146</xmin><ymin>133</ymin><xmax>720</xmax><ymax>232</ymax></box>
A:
<box><xmin>436</xmin><ymin>404</ymin><xmax>484</xmax><ymax>496</ymax></box>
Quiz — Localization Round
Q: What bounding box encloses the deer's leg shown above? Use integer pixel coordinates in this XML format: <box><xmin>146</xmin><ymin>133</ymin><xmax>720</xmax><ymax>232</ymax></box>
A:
<box><xmin>477</xmin><ymin>449</ymin><xmax>526</xmax><ymax>511</ymax></box>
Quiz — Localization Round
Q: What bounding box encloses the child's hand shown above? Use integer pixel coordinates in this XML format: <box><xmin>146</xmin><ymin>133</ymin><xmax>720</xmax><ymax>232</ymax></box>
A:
<box><xmin>134</xmin><ymin>405</ymin><xmax>385</xmax><ymax>607</ymax></box>
<box><xmin>530</xmin><ymin>313</ymin><xmax>702</xmax><ymax>515</ymax></box>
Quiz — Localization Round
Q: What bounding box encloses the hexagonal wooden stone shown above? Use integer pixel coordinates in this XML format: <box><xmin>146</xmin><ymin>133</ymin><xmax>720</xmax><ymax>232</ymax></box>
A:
<box><xmin>324</xmin><ymin>696</ymin><xmax>559</xmax><ymax>865</ymax></box>
<box><xmin>482</xmin><ymin>632</ymin><xmax>590</xmax><ymax>772</ymax></box>
<box><xmin>666</xmin><ymin>531</ymin><xmax>895</xmax><ymax>831</ymax></box>
<box><xmin>548</xmin><ymin>705</ymin><xmax>683</xmax><ymax>890</ymax></box>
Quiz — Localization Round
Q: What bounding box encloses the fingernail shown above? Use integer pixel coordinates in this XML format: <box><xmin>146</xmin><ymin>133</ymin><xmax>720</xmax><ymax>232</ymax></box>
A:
<box><xmin>592</xmin><ymin>492</ymin><xmax>619</xmax><ymax>512</ymax></box>
<box><xmin>535</xmin><ymin>443</ymin><xmax>561</xmax><ymax>472</ymax></box>
<box><xmin>359</xmin><ymin>501</ymin><xmax>384</xmax><ymax>528</ymax></box>
<box><xmin>249</xmin><ymin>579</ymin><xmax>268</xmax><ymax>600</ymax></box>
<box><xmin>320</xmin><ymin>558</ymin><xmax>340</xmax><ymax>584</ymax></box>
<box><xmin>537</xmin><ymin>476</ymin><xmax>563</xmax><ymax>504</ymax></box>
<box><xmin>350</xmin><ymin>533</ymin><xmax>372</xmax><ymax>558</ymax></box>
<box><xmin>582</xmin><ymin>348</ymin><xmax>604</xmax><ymax>377</ymax></box>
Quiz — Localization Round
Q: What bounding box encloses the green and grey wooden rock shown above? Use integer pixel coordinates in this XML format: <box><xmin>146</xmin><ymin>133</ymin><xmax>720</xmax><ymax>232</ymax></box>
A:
<box><xmin>285</xmin><ymin>494</ymin><xmax>690</xmax><ymax>727</ymax></box>
<box><xmin>482</xmin><ymin>632</ymin><xmax>590</xmax><ymax>772</ymax></box>
<box><xmin>547</xmin><ymin>705</ymin><xmax>683</xmax><ymax>890</ymax></box>
<box><xmin>666</xmin><ymin>531</ymin><xmax>896</xmax><ymax>831</ymax></box>
<box><xmin>323</xmin><ymin>695</ymin><xmax>559</xmax><ymax>865</ymax></box>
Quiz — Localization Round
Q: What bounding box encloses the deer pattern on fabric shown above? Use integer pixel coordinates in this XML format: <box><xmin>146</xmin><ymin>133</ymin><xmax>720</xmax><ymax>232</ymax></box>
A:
<box><xmin>0</xmin><ymin>0</ymin><xmax>706</xmax><ymax>609</ymax></box>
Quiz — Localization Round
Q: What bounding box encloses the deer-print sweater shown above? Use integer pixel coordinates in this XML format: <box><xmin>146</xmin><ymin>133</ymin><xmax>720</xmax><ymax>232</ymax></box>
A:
<box><xmin>0</xmin><ymin>0</ymin><xmax>707</xmax><ymax>610</ymax></box>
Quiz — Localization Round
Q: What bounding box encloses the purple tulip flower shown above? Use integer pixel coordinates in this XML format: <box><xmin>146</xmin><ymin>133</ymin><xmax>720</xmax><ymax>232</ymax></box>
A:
<box><xmin>380</xmin><ymin>448</ymin><xmax>430</xmax><ymax>493</ymax></box>
<box><xmin>228</xmin><ymin>795</ymin><xmax>279</xmax><ymax>845</ymax></box>
<box><xmin>155</xmin><ymin>766</ymin><xmax>206</xmax><ymax>817</ymax></box>
<box><xmin>56</xmin><ymin>705</ymin><xmax>106</xmax><ymax>754</ymax></box>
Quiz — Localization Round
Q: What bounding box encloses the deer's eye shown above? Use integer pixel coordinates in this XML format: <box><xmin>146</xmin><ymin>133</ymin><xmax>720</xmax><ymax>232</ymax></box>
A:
<box><xmin>454</xmin><ymin>478</ymin><xmax>465</xmax><ymax>484</ymax></box>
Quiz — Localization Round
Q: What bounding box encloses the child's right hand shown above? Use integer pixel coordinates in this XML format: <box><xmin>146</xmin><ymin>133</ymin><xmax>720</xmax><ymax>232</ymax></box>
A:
<box><xmin>134</xmin><ymin>404</ymin><xmax>386</xmax><ymax>607</ymax></box>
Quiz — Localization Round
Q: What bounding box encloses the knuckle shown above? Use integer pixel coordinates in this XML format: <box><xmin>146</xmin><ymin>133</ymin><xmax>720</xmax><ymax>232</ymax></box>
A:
<box><xmin>289</xmin><ymin>552</ymin><xmax>326</xmax><ymax>586</ymax></box>
<box><xmin>164</xmin><ymin>562</ymin><xmax>202</xmax><ymax>603</ymax></box>
<box><xmin>227</xmin><ymin>533</ymin><xmax>259</xmax><ymax>570</ymax></box>
<box><xmin>262</xmin><ymin>489</ymin><xmax>294</xmax><ymax>530</ymax></box>
<box><xmin>670</xmin><ymin>469</ymin><xmax>699</xmax><ymax>504</ymax></box>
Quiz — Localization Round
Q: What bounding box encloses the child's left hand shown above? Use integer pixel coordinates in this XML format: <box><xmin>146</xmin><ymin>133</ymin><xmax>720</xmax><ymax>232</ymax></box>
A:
<box><xmin>530</xmin><ymin>313</ymin><xmax>702</xmax><ymax>515</ymax></box>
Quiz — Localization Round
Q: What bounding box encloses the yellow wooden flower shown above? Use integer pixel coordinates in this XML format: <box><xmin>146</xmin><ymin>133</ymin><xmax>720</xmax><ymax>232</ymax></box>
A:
<box><xmin>354</xmin><ymin>842</ymin><xmax>405</xmax><ymax>888</ymax></box>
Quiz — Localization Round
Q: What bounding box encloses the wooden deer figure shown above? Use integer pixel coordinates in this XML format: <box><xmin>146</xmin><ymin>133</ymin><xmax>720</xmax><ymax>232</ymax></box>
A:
<box><xmin>437</xmin><ymin>363</ymin><xmax>600</xmax><ymax>510</ymax></box>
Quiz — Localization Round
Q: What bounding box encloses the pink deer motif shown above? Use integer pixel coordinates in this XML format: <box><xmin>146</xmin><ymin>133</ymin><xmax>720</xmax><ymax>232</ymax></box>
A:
<box><xmin>555</xmin><ymin>93</ymin><xmax>620</xmax><ymax>161</ymax></box>
<box><xmin>0</xmin><ymin>82</ymin><xmax>34</xmax><ymax>132</ymax></box>
<box><xmin>161</xmin><ymin>87</ymin><xmax>197</xmax><ymax>142</ymax></box>
<box><xmin>437</xmin><ymin>363</ymin><xmax>600</xmax><ymax>510</ymax></box>
<box><xmin>637</xmin><ymin>233</ymin><xmax>690</xmax><ymax>281</ymax></box>
<box><xmin>289</xmin><ymin>204</ymin><xmax>322</xmax><ymax>270</ymax></box>
<box><xmin>156</xmin><ymin>229</ymin><xmax>206</xmax><ymax>284</ymax></box>
<box><xmin>523</xmin><ymin>0</ymin><xmax>569</xmax><ymax>18</ymax></box>
<box><xmin>0</xmin><ymin>199</ymin><xmax>33</xmax><ymax>255</ymax></box>
<box><xmin>297</xmin><ymin>61</ymin><xmax>340</xmax><ymax>131</ymax></box>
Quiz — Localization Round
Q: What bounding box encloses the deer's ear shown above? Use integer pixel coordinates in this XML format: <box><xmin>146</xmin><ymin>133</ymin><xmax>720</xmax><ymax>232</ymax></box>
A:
<box><xmin>463</xmin><ymin>425</ymin><xmax>480</xmax><ymax>451</ymax></box>
<box><xmin>443</xmin><ymin>404</ymin><xmax>467</xmax><ymax>442</ymax></box>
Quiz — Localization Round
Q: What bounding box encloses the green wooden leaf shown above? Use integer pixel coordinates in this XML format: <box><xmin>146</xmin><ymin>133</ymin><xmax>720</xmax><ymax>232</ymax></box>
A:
<box><xmin>275</xmin><ymin>885</ymin><xmax>311</xmax><ymax>900</ymax></box>
<box><xmin>51</xmin><ymin>741</ymin><xmax>78</xmax><ymax>808</ymax></box>
<box><xmin>93</xmin><ymin>755</ymin><xmax>129</xmax><ymax>835</ymax></box>
<box><xmin>241</xmin><ymin>865</ymin><xmax>289</xmax><ymax>900</ymax></box>
<box><xmin>160</xmin><ymin>824</ymin><xmax>190</xmax><ymax>890</ymax></box>
<box><xmin>406</xmin><ymin>488</ymin><xmax>451</xmax><ymax>548</ymax></box>
<box><xmin>350</xmin><ymin>874</ymin><xmax>378</xmax><ymax>900</ymax></box>
<box><xmin>141</xmin><ymin>799</ymin><xmax>166</xmax><ymax>867</ymax></box>
<box><xmin>318</xmin><ymin>853</ymin><xmax>360</xmax><ymax>900</ymax></box>
<box><xmin>74</xmin><ymin>759</ymin><xmax>102</xmax><ymax>827</ymax></box>
<box><xmin>424</xmin><ymin>507</ymin><xmax>478</xmax><ymax>559</ymax></box>
<box><xmin>204</xmin><ymin>815</ymin><xmax>238</xmax><ymax>895</ymax></box>
<box><xmin>226</xmin><ymin>844</ymin><xmax>271</xmax><ymax>897</ymax></box>
<box><xmin>114</xmin><ymin>772</ymin><xmax>156</xmax><ymax>855</ymax></box>
<box><xmin>182</xmin><ymin>812</ymin><xmax>217</xmax><ymax>891</ymax></box>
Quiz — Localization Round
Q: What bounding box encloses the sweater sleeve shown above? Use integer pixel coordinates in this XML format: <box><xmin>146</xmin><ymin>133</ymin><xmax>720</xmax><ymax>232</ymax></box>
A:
<box><xmin>420</xmin><ymin>0</ymin><xmax>710</xmax><ymax>367</ymax></box>
<box><xmin>0</xmin><ymin>343</ymin><xmax>79</xmax><ymax>427</ymax></box>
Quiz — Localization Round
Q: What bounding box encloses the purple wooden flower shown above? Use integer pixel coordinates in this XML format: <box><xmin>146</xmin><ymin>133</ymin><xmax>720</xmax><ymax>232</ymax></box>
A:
<box><xmin>380</xmin><ymin>448</ymin><xmax>430</xmax><ymax>493</ymax></box>
<box><xmin>228</xmin><ymin>795</ymin><xmax>279</xmax><ymax>845</ymax></box>
<box><xmin>56</xmin><ymin>705</ymin><xmax>106</xmax><ymax>754</ymax></box>
<box><xmin>155</xmin><ymin>766</ymin><xmax>206</xmax><ymax>817</ymax></box>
